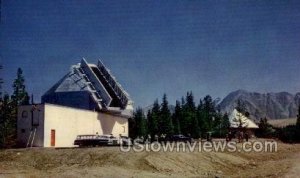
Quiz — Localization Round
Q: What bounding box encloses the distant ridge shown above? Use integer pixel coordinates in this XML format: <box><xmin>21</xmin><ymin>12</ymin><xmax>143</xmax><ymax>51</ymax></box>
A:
<box><xmin>219</xmin><ymin>90</ymin><xmax>300</xmax><ymax>120</ymax></box>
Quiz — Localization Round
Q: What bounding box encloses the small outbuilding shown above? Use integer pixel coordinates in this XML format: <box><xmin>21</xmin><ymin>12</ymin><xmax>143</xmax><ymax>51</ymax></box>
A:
<box><xmin>229</xmin><ymin>109</ymin><xmax>259</xmax><ymax>137</ymax></box>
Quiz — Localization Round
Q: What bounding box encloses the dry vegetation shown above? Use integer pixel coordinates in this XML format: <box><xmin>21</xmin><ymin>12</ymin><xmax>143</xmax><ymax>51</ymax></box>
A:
<box><xmin>0</xmin><ymin>140</ymin><xmax>300</xmax><ymax>178</ymax></box>
<box><xmin>268</xmin><ymin>118</ymin><xmax>297</xmax><ymax>128</ymax></box>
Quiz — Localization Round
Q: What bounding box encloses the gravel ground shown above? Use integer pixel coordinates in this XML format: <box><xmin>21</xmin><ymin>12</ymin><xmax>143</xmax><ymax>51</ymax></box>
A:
<box><xmin>0</xmin><ymin>139</ymin><xmax>299</xmax><ymax>178</ymax></box>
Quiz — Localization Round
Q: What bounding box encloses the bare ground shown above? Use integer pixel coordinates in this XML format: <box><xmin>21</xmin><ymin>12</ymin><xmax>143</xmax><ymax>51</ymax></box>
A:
<box><xmin>0</xmin><ymin>140</ymin><xmax>300</xmax><ymax>178</ymax></box>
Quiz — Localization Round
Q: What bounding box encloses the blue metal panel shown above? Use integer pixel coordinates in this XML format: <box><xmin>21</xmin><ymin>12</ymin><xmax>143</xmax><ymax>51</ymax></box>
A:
<box><xmin>42</xmin><ymin>91</ymin><xmax>97</xmax><ymax>110</ymax></box>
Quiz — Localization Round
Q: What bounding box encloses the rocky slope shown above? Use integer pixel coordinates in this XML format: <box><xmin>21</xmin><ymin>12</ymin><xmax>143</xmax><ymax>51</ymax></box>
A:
<box><xmin>219</xmin><ymin>90</ymin><xmax>300</xmax><ymax>120</ymax></box>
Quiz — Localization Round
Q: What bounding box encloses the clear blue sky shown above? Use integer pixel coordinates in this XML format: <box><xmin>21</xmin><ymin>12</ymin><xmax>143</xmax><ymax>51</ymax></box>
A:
<box><xmin>1</xmin><ymin>0</ymin><xmax>300</xmax><ymax>107</ymax></box>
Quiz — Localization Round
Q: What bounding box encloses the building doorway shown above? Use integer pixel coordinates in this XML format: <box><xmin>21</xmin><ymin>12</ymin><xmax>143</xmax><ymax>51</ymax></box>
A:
<box><xmin>51</xmin><ymin>129</ymin><xmax>55</xmax><ymax>146</ymax></box>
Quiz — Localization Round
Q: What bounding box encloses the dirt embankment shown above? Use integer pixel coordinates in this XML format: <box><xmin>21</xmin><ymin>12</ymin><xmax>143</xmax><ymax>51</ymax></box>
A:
<box><xmin>0</xmin><ymin>141</ymin><xmax>300</xmax><ymax>178</ymax></box>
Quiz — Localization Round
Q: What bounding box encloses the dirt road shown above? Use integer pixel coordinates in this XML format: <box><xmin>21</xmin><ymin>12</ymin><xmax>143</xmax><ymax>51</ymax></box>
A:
<box><xmin>0</xmin><ymin>140</ymin><xmax>299</xmax><ymax>178</ymax></box>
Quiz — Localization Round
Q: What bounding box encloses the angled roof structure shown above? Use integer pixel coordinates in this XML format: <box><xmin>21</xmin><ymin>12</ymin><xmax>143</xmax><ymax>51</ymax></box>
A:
<box><xmin>42</xmin><ymin>58</ymin><xmax>133</xmax><ymax>117</ymax></box>
<box><xmin>229</xmin><ymin>109</ymin><xmax>259</xmax><ymax>129</ymax></box>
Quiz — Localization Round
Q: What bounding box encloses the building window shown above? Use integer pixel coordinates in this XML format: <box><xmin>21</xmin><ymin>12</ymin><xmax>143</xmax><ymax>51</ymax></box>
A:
<box><xmin>22</xmin><ymin>111</ymin><xmax>28</xmax><ymax>118</ymax></box>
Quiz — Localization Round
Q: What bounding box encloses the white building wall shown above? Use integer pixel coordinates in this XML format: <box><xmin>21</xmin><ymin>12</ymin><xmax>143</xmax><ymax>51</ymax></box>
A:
<box><xmin>17</xmin><ymin>105</ymin><xmax>45</xmax><ymax>147</ymax></box>
<box><xmin>43</xmin><ymin>104</ymin><xmax>128</xmax><ymax>147</ymax></box>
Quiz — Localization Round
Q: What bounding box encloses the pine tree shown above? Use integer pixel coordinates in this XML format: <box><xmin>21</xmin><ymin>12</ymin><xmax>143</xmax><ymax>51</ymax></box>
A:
<box><xmin>11</xmin><ymin>68</ymin><xmax>30</xmax><ymax>105</ymax></box>
<box><xmin>160</xmin><ymin>94</ymin><xmax>174</xmax><ymax>135</ymax></box>
<box><xmin>236</xmin><ymin>99</ymin><xmax>247</xmax><ymax>114</ymax></box>
<box><xmin>203</xmin><ymin>95</ymin><xmax>216</xmax><ymax>131</ymax></box>
<box><xmin>257</xmin><ymin>117</ymin><xmax>275</xmax><ymax>138</ymax></box>
<box><xmin>222</xmin><ymin>113</ymin><xmax>230</xmax><ymax>129</ymax></box>
<box><xmin>297</xmin><ymin>104</ymin><xmax>300</xmax><ymax>129</ymax></box>
<box><xmin>186</xmin><ymin>92</ymin><xmax>196</xmax><ymax>110</ymax></box>
<box><xmin>219</xmin><ymin>113</ymin><xmax>231</xmax><ymax>137</ymax></box>
<box><xmin>0</xmin><ymin>65</ymin><xmax>3</xmax><ymax>99</ymax></box>
<box><xmin>181</xmin><ymin>91</ymin><xmax>199</xmax><ymax>137</ymax></box>
<box><xmin>191</xmin><ymin>115</ymin><xmax>201</xmax><ymax>138</ymax></box>
<box><xmin>213</xmin><ymin>111</ymin><xmax>223</xmax><ymax>137</ymax></box>
<box><xmin>128</xmin><ymin>117</ymin><xmax>137</xmax><ymax>139</ymax></box>
<box><xmin>0</xmin><ymin>65</ymin><xmax>5</xmax><ymax>147</ymax></box>
<box><xmin>134</xmin><ymin>107</ymin><xmax>147</xmax><ymax>137</ymax></box>
<box><xmin>149</xmin><ymin>99</ymin><xmax>160</xmax><ymax>137</ymax></box>
<box><xmin>197</xmin><ymin>99</ymin><xmax>209</xmax><ymax>137</ymax></box>
<box><xmin>172</xmin><ymin>100</ymin><xmax>181</xmax><ymax>134</ymax></box>
<box><xmin>180</xmin><ymin>96</ymin><xmax>188</xmax><ymax>135</ymax></box>
<box><xmin>0</xmin><ymin>94</ymin><xmax>14</xmax><ymax>147</ymax></box>
<box><xmin>146</xmin><ymin>110</ymin><xmax>153</xmax><ymax>136</ymax></box>
<box><xmin>180</xmin><ymin>92</ymin><xmax>189</xmax><ymax>135</ymax></box>
<box><xmin>188</xmin><ymin>92</ymin><xmax>200</xmax><ymax>138</ymax></box>
<box><xmin>0</xmin><ymin>65</ymin><xmax>3</xmax><ymax>126</ymax></box>
<box><xmin>296</xmin><ymin>103</ymin><xmax>300</xmax><ymax>142</ymax></box>
<box><xmin>2</xmin><ymin>68</ymin><xmax>30</xmax><ymax>147</ymax></box>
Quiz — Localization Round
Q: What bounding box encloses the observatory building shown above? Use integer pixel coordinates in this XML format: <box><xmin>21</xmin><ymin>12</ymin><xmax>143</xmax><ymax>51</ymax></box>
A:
<box><xmin>17</xmin><ymin>59</ymin><xmax>133</xmax><ymax>147</ymax></box>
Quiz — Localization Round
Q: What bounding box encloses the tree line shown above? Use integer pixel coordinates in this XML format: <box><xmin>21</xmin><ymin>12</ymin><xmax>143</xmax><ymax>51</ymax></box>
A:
<box><xmin>254</xmin><ymin>104</ymin><xmax>300</xmax><ymax>143</ymax></box>
<box><xmin>130</xmin><ymin>92</ymin><xmax>300</xmax><ymax>143</ymax></box>
<box><xmin>0</xmin><ymin>66</ymin><xmax>30</xmax><ymax>148</ymax></box>
<box><xmin>130</xmin><ymin>92</ymin><xmax>230</xmax><ymax>139</ymax></box>
<box><xmin>277</xmin><ymin>105</ymin><xmax>300</xmax><ymax>143</ymax></box>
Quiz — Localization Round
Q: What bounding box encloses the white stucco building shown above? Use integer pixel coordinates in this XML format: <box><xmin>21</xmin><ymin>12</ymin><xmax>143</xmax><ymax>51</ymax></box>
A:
<box><xmin>17</xmin><ymin>103</ymin><xmax>128</xmax><ymax>147</ymax></box>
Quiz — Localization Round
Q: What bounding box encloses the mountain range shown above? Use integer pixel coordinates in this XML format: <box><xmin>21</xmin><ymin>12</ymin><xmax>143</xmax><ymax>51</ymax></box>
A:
<box><xmin>142</xmin><ymin>90</ymin><xmax>300</xmax><ymax>120</ymax></box>
<box><xmin>219</xmin><ymin>90</ymin><xmax>300</xmax><ymax>120</ymax></box>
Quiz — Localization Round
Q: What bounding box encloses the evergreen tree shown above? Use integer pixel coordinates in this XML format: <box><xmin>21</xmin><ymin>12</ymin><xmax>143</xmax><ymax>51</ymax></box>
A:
<box><xmin>197</xmin><ymin>99</ymin><xmax>206</xmax><ymax>137</ymax></box>
<box><xmin>279</xmin><ymin>104</ymin><xmax>300</xmax><ymax>142</ymax></box>
<box><xmin>160</xmin><ymin>94</ymin><xmax>174</xmax><ymax>135</ymax></box>
<box><xmin>203</xmin><ymin>95</ymin><xmax>216</xmax><ymax>132</ymax></box>
<box><xmin>0</xmin><ymin>65</ymin><xmax>3</xmax><ymax>127</ymax></box>
<box><xmin>236</xmin><ymin>99</ymin><xmax>247</xmax><ymax>114</ymax></box>
<box><xmin>0</xmin><ymin>94</ymin><xmax>14</xmax><ymax>147</ymax></box>
<box><xmin>181</xmin><ymin>91</ymin><xmax>199</xmax><ymax>137</ymax></box>
<box><xmin>1</xmin><ymin>68</ymin><xmax>30</xmax><ymax>147</ymax></box>
<box><xmin>146</xmin><ymin>110</ymin><xmax>152</xmax><ymax>136</ymax></box>
<box><xmin>128</xmin><ymin>117</ymin><xmax>137</xmax><ymax>138</ymax></box>
<box><xmin>172</xmin><ymin>100</ymin><xmax>181</xmax><ymax>134</ymax></box>
<box><xmin>149</xmin><ymin>99</ymin><xmax>160</xmax><ymax>137</ymax></box>
<box><xmin>0</xmin><ymin>65</ymin><xmax>5</xmax><ymax>147</ymax></box>
<box><xmin>221</xmin><ymin>113</ymin><xmax>230</xmax><ymax>130</ymax></box>
<box><xmin>0</xmin><ymin>65</ymin><xmax>3</xmax><ymax>99</ymax></box>
<box><xmin>11</xmin><ymin>68</ymin><xmax>30</xmax><ymax>105</ymax></box>
<box><xmin>213</xmin><ymin>111</ymin><xmax>223</xmax><ymax>137</ymax></box>
<box><xmin>259</xmin><ymin>117</ymin><xmax>268</xmax><ymax>131</ymax></box>
<box><xmin>181</xmin><ymin>96</ymin><xmax>185</xmax><ymax>106</ymax></box>
<box><xmin>191</xmin><ymin>115</ymin><xmax>201</xmax><ymax>138</ymax></box>
<box><xmin>186</xmin><ymin>91</ymin><xmax>196</xmax><ymax>111</ymax></box>
<box><xmin>296</xmin><ymin>104</ymin><xmax>300</xmax><ymax>142</ymax></box>
<box><xmin>133</xmin><ymin>107</ymin><xmax>147</xmax><ymax>137</ymax></box>
<box><xmin>180</xmin><ymin>92</ymin><xmax>189</xmax><ymax>135</ymax></box>
<box><xmin>256</xmin><ymin>117</ymin><xmax>275</xmax><ymax>138</ymax></box>
<box><xmin>179</xmin><ymin>96</ymin><xmax>188</xmax><ymax>134</ymax></box>
<box><xmin>297</xmin><ymin>104</ymin><xmax>300</xmax><ymax>129</ymax></box>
